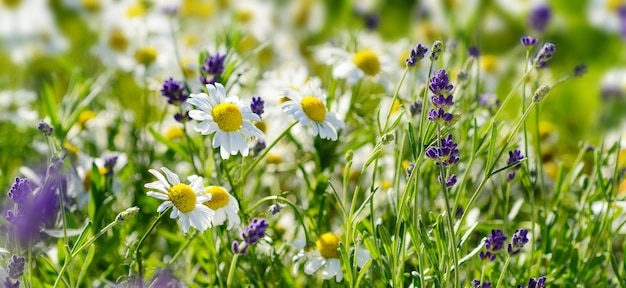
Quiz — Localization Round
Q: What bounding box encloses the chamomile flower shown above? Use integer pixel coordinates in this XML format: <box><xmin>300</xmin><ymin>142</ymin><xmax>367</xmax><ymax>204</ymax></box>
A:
<box><xmin>144</xmin><ymin>167</ymin><xmax>214</xmax><ymax>233</ymax></box>
<box><xmin>187</xmin><ymin>82</ymin><xmax>265</xmax><ymax>159</ymax></box>
<box><xmin>291</xmin><ymin>233</ymin><xmax>370</xmax><ymax>282</ymax></box>
<box><xmin>281</xmin><ymin>86</ymin><xmax>345</xmax><ymax>141</ymax></box>
<box><xmin>202</xmin><ymin>186</ymin><xmax>241</xmax><ymax>229</ymax></box>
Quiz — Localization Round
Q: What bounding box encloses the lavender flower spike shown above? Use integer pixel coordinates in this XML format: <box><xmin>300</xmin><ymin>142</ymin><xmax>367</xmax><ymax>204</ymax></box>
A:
<box><xmin>533</xmin><ymin>43</ymin><xmax>556</xmax><ymax>68</ymax></box>
<box><xmin>406</xmin><ymin>43</ymin><xmax>428</xmax><ymax>67</ymax></box>
<box><xmin>233</xmin><ymin>218</ymin><xmax>269</xmax><ymax>255</ymax></box>
<box><xmin>508</xmin><ymin>229</ymin><xmax>529</xmax><ymax>255</ymax></box>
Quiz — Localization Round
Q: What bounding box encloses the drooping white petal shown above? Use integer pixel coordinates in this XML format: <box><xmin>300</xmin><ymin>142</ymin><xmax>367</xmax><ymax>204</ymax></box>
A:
<box><xmin>323</xmin><ymin>259</ymin><xmax>343</xmax><ymax>282</ymax></box>
<box><xmin>157</xmin><ymin>201</ymin><xmax>173</xmax><ymax>213</ymax></box>
<box><xmin>160</xmin><ymin>167</ymin><xmax>181</xmax><ymax>185</ymax></box>
<box><xmin>304</xmin><ymin>257</ymin><xmax>325</xmax><ymax>275</ymax></box>
<box><xmin>148</xmin><ymin>169</ymin><xmax>170</xmax><ymax>189</ymax></box>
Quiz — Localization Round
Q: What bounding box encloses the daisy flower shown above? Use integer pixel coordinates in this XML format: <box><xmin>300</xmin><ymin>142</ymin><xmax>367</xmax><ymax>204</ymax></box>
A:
<box><xmin>144</xmin><ymin>167</ymin><xmax>214</xmax><ymax>233</ymax></box>
<box><xmin>291</xmin><ymin>233</ymin><xmax>370</xmax><ymax>282</ymax></box>
<box><xmin>281</xmin><ymin>86</ymin><xmax>345</xmax><ymax>141</ymax></box>
<box><xmin>187</xmin><ymin>82</ymin><xmax>265</xmax><ymax>159</ymax></box>
<box><xmin>202</xmin><ymin>185</ymin><xmax>241</xmax><ymax>230</ymax></box>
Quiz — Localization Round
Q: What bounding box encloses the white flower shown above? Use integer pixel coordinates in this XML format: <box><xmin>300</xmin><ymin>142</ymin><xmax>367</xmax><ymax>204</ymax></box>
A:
<box><xmin>187</xmin><ymin>82</ymin><xmax>265</xmax><ymax>159</ymax></box>
<box><xmin>291</xmin><ymin>233</ymin><xmax>371</xmax><ymax>282</ymax></box>
<box><xmin>281</xmin><ymin>87</ymin><xmax>345</xmax><ymax>141</ymax></box>
<box><xmin>144</xmin><ymin>167</ymin><xmax>214</xmax><ymax>233</ymax></box>
<box><xmin>202</xmin><ymin>186</ymin><xmax>241</xmax><ymax>230</ymax></box>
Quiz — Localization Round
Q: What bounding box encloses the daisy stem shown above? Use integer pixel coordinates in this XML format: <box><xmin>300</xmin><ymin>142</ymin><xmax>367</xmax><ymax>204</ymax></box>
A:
<box><xmin>241</xmin><ymin>122</ymin><xmax>297</xmax><ymax>180</ymax></box>
<box><xmin>246</xmin><ymin>195</ymin><xmax>310</xmax><ymax>243</ymax></box>
<box><xmin>381</xmin><ymin>67</ymin><xmax>409</xmax><ymax>134</ymax></box>
<box><xmin>180</xmin><ymin>107</ymin><xmax>200</xmax><ymax>175</ymax></box>
<box><xmin>226</xmin><ymin>254</ymin><xmax>240</xmax><ymax>287</ymax></box>
<box><xmin>135</xmin><ymin>206</ymin><xmax>171</xmax><ymax>288</ymax></box>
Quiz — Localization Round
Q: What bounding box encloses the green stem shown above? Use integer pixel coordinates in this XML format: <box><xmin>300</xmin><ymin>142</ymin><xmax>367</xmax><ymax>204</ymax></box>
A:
<box><xmin>495</xmin><ymin>256</ymin><xmax>512</xmax><ymax>288</ymax></box>
<box><xmin>418</xmin><ymin>62</ymin><xmax>434</xmax><ymax>149</ymax></box>
<box><xmin>382</xmin><ymin>67</ymin><xmax>409</xmax><ymax>133</ymax></box>
<box><xmin>180</xmin><ymin>108</ymin><xmax>200</xmax><ymax>175</ymax></box>
<box><xmin>226</xmin><ymin>254</ymin><xmax>240</xmax><ymax>287</ymax></box>
<box><xmin>135</xmin><ymin>207</ymin><xmax>171</xmax><ymax>287</ymax></box>
<box><xmin>492</xmin><ymin>67</ymin><xmax>534</xmax><ymax>121</ymax></box>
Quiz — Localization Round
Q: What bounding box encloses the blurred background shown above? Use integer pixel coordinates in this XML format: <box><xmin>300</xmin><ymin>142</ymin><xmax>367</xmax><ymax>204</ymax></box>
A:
<box><xmin>0</xmin><ymin>0</ymin><xmax>625</xmax><ymax>189</ymax></box>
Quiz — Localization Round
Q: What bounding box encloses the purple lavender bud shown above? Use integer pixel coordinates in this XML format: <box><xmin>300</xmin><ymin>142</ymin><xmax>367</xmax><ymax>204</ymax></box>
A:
<box><xmin>425</xmin><ymin>147</ymin><xmax>440</xmax><ymax>160</ymax></box>
<box><xmin>431</xmin><ymin>94</ymin><xmax>454</xmax><ymax>108</ymax></box>
<box><xmin>406</xmin><ymin>43</ymin><xmax>428</xmax><ymax>67</ymax></box>
<box><xmin>430</xmin><ymin>41</ymin><xmax>443</xmax><ymax>62</ymax></box>
<box><xmin>521</xmin><ymin>36</ymin><xmax>537</xmax><ymax>48</ymax></box>
<box><xmin>38</xmin><ymin>120</ymin><xmax>54</xmax><ymax>137</ymax></box>
<box><xmin>252</xmin><ymin>141</ymin><xmax>266</xmax><ymax>155</ymax></box>
<box><xmin>409</xmin><ymin>100</ymin><xmax>422</xmax><ymax>116</ymax></box>
<box><xmin>446</xmin><ymin>174</ymin><xmax>457</xmax><ymax>187</ymax></box>
<box><xmin>268</xmin><ymin>203</ymin><xmax>284</xmax><ymax>215</ymax></box>
<box><xmin>250</xmin><ymin>96</ymin><xmax>265</xmax><ymax>117</ymax></box>
<box><xmin>202</xmin><ymin>53</ymin><xmax>226</xmax><ymax>75</ymax></box>
<box><xmin>508</xmin><ymin>229</ymin><xmax>529</xmax><ymax>255</ymax></box>
<box><xmin>507</xmin><ymin>149</ymin><xmax>524</xmax><ymax>181</ymax></box>
<box><xmin>533</xmin><ymin>43</ymin><xmax>556</xmax><ymax>68</ymax></box>
<box><xmin>160</xmin><ymin>77</ymin><xmax>188</xmax><ymax>105</ymax></box>
<box><xmin>364</xmin><ymin>13</ymin><xmax>379</xmax><ymax>31</ymax></box>
<box><xmin>533</xmin><ymin>84</ymin><xmax>551</xmax><ymax>102</ymax></box>
<box><xmin>8</xmin><ymin>178</ymin><xmax>31</xmax><ymax>205</ymax></box>
<box><xmin>468</xmin><ymin>46</ymin><xmax>480</xmax><ymax>58</ymax></box>
<box><xmin>406</xmin><ymin>163</ymin><xmax>415</xmax><ymax>178</ymax></box>
<box><xmin>473</xmin><ymin>279</ymin><xmax>492</xmax><ymax>288</ymax></box>
<box><xmin>7</xmin><ymin>255</ymin><xmax>25</xmax><ymax>279</ymax></box>
<box><xmin>528</xmin><ymin>4</ymin><xmax>551</xmax><ymax>32</ymax></box>
<box><xmin>173</xmin><ymin>111</ymin><xmax>192</xmax><ymax>123</ymax></box>
<box><xmin>573</xmin><ymin>64</ymin><xmax>587</xmax><ymax>77</ymax></box>
<box><xmin>4</xmin><ymin>277</ymin><xmax>19</xmax><ymax>288</ymax></box>
<box><xmin>232</xmin><ymin>241</ymin><xmax>240</xmax><ymax>254</ymax></box>
<box><xmin>428</xmin><ymin>108</ymin><xmax>441</xmax><ymax>122</ymax></box>
<box><xmin>429</xmin><ymin>69</ymin><xmax>454</xmax><ymax>96</ymax></box>
<box><xmin>149</xmin><ymin>269</ymin><xmax>183</xmax><ymax>288</ymax></box>
<box><xmin>103</xmin><ymin>155</ymin><xmax>118</xmax><ymax>177</ymax></box>
<box><xmin>234</xmin><ymin>218</ymin><xmax>269</xmax><ymax>255</ymax></box>
<box><xmin>161</xmin><ymin>6</ymin><xmax>178</xmax><ymax>16</ymax></box>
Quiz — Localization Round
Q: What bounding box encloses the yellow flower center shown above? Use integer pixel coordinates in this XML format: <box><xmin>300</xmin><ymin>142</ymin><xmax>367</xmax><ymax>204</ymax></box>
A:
<box><xmin>352</xmin><ymin>50</ymin><xmax>381</xmax><ymax>76</ymax></box>
<box><xmin>381</xmin><ymin>180</ymin><xmax>392</xmax><ymax>190</ymax></box>
<box><xmin>125</xmin><ymin>4</ymin><xmax>147</xmax><ymax>18</ymax></box>
<box><xmin>235</xmin><ymin>9</ymin><xmax>254</xmax><ymax>24</ymax></box>
<box><xmin>180</xmin><ymin>0</ymin><xmax>214</xmax><ymax>18</ymax></box>
<box><xmin>78</xmin><ymin>110</ymin><xmax>97</xmax><ymax>129</ymax></box>
<box><xmin>316</xmin><ymin>233</ymin><xmax>342</xmax><ymax>259</ymax></box>
<box><xmin>1</xmin><ymin>0</ymin><xmax>21</xmax><ymax>8</ymax></box>
<box><xmin>203</xmin><ymin>186</ymin><xmax>230</xmax><ymax>210</ymax></box>
<box><xmin>301</xmin><ymin>96</ymin><xmax>326</xmax><ymax>123</ymax></box>
<box><xmin>165</xmin><ymin>126</ymin><xmax>185</xmax><ymax>140</ymax></box>
<box><xmin>212</xmin><ymin>103</ymin><xmax>243</xmax><ymax>132</ymax></box>
<box><xmin>169</xmin><ymin>183</ymin><xmax>197</xmax><ymax>213</ymax></box>
<box><xmin>134</xmin><ymin>46</ymin><xmax>158</xmax><ymax>66</ymax></box>
<box><xmin>608</xmin><ymin>0</ymin><xmax>623</xmax><ymax>11</ymax></box>
<box><xmin>480</xmin><ymin>55</ymin><xmax>498</xmax><ymax>73</ymax></box>
<box><xmin>81</xmin><ymin>0</ymin><xmax>101</xmax><ymax>12</ymax></box>
<box><xmin>267</xmin><ymin>153</ymin><xmax>283</xmax><ymax>164</ymax></box>
<box><xmin>63</xmin><ymin>142</ymin><xmax>80</xmax><ymax>157</ymax></box>
<box><xmin>108</xmin><ymin>28</ymin><xmax>128</xmax><ymax>52</ymax></box>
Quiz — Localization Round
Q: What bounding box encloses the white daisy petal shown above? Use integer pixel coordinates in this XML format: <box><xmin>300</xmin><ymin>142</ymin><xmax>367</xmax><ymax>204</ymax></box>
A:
<box><xmin>304</xmin><ymin>257</ymin><xmax>325</xmax><ymax>275</ymax></box>
<box><xmin>157</xmin><ymin>201</ymin><xmax>173</xmax><ymax>213</ymax></box>
<box><xmin>147</xmin><ymin>191</ymin><xmax>169</xmax><ymax>200</ymax></box>
<box><xmin>180</xmin><ymin>213</ymin><xmax>190</xmax><ymax>233</ymax></box>
<box><xmin>323</xmin><ymin>259</ymin><xmax>342</xmax><ymax>282</ymax></box>
<box><xmin>148</xmin><ymin>169</ymin><xmax>170</xmax><ymax>189</ymax></box>
<box><xmin>160</xmin><ymin>167</ymin><xmax>181</xmax><ymax>185</ymax></box>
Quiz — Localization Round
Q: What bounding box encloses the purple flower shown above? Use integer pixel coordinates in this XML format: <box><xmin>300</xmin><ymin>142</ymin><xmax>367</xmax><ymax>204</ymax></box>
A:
<box><xmin>409</xmin><ymin>100</ymin><xmax>422</xmax><ymax>116</ymax></box>
<box><xmin>149</xmin><ymin>269</ymin><xmax>183</xmax><ymax>288</ymax></box>
<box><xmin>250</xmin><ymin>96</ymin><xmax>265</xmax><ymax>117</ymax></box>
<box><xmin>252</xmin><ymin>141</ymin><xmax>266</xmax><ymax>155</ymax></box>
<box><xmin>508</xmin><ymin>229</ymin><xmax>529</xmax><ymax>256</ymax></box>
<box><xmin>364</xmin><ymin>13</ymin><xmax>379</xmax><ymax>31</ymax></box>
<box><xmin>103</xmin><ymin>155</ymin><xmax>118</xmax><ymax>177</ymax></box>
<box><xmin>479</xmin><ymin>93</ymin><xmax>501</xmax><ymax>112</ymax></box>
<box><xmin>429</xmin><ymin>69</ymin><xmax>454</xmax><ymax>96</ymax></box>
<box><xmin>160</xmin><ymin>77</ymin><xmax>188</xmax><ymax>105</ymax></box>
<box><xmin>8</xmin><ymin>158</ymin><xmax>64</xmax><ymax>243</ymax></box>
<box><xmin>573</xmin><ymin>64</ymin><xmax>587</xmax><ymax>77</ymax></box>
<box><xmin>468</xmin><ymin>46</ymin><xmax>480</xmax><ymax>58</ymax></box>
<box><xmin>431</xmin><ymin>94</ymin><xmax>454</xmax><ymax>108</ymax></box>
<box><xmin>506</xmin><ymin>149</ymin><xmax>524</xmax><ymax>181</ymax></box>
<box><xmin>521</xmin><ymin>36</ymin><xmax>537</xmax><ymax>48</ymax></box>
<box><xmin>518</xmin><ymin>276</ymin><xmax>546</xmax><ymax>288</ymax></box>
<box><xmin>533</xmin><ymin>43</ymin><xmax>556</xmax><ymax>68</ymax></box>
<box><xmin>430</xmin><ymin>41</ymin><xmax>443</xmax><ymax>61</ymax></box>
<box><xmin>268</xmin><ymin>203</ymin><xmax>284</xmax><ymax>215</ymax></box>
<box><xmin>406</xmin><ymin>43</ymin><xmax>428</xmax><ymax>67</ymax></box>
<box><xmin>428</xmin><ymin>108</ymin><xmax>454</xmax><ymax>124</ymax></box>
<box><xmin>8</xmin><ymin>178</ymin><xmax>31</xmax><ymax>205</ymax></box>
<box><xmin>406</xmin><ymin>163</ymin><xmax>415</xmax><ymax>178</ymax></box>
<box><xmin>7</xmin><ymin>255</ymin><xmax>25</xmax><ymax>279</ymax></box>
<box><xmin>479</xmin><ymin>229</ymin><xmax>507</xmax><ymax>262</ymax></box>
<box><xmin>233</xmin><ymin>218</ymin><xmax>269</xmax><ymax>255</ymax></box>
<box><xmin>4</xmin><ymin>277</ymin><xmax>19</xmax><ymax>288</ymax></box>
<box><xmin>473</xmin><ymin>279</ymin><xmax>492</xmax><ymax>288</ymax></box>
<box><xmin>426</xmin><ymin>134</ymin><xmax>460</xmax><ymax>168</ymax></box>
<box><xmin>528</xmin><ymin>4</ymin><xmax>551</xmax><ymax>32</ymax></box>
<box><xmin>173</xmin><ymin>111</ymin><xmax>191</xmax><ymax>123</ymax></box>
<box><xmin>38</xmin><ymin>120</ymin><xmax>53</xmax><ymax>137</ymax></box>
<box><xmin>438</xmin><ymin>174</ymin><xmax>457</xmax><ymax>187</ymax></box>
<box><xmin>533</xmin><ymin>84</ymin><xmax>551</xmax><ymax>103</ymax></box>
<box><xmin>200</xmin><ymin>53</ymin><xmax>226</xmax><ymax>85</ymax></box>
